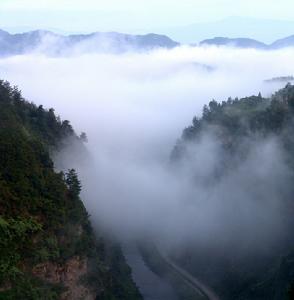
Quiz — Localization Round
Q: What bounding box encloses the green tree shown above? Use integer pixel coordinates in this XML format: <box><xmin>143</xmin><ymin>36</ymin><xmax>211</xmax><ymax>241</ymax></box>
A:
<box><xmin>65</xmin><ymin>169</ymin><xmax>82</xmax><ymax>198</ymax></box>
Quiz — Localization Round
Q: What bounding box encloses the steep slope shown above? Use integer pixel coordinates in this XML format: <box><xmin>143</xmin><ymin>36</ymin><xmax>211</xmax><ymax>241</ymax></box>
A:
<box><xmin>0</xmin><ymin>80</ymin><xmax>142</xmax><ymax>300</ymax></box>
<box><xmin>171</xmin><ymin>85</ymin><xmax>294</xmax><ymax>299</ymax></box>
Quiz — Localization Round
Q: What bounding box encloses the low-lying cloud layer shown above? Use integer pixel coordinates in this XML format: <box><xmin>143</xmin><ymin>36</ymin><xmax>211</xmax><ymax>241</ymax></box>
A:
<box><xmin>1</xmin><ymin>46</ymin><xmax>294</xmax><ymax>251</ymax></box>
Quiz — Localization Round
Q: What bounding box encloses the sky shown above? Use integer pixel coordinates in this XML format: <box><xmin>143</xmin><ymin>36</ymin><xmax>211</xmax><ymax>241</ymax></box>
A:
<box><xmin>1</xmin><ymin>0</ymin><xmax>294</xmax><ymax>35</ymax></box>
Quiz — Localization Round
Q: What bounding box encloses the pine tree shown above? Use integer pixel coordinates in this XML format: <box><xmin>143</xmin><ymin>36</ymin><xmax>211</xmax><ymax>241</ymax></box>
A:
<box><xmin>65</xmin><ymin>169</ymin><xmax>82</xmax><ymax>198</ymax></box>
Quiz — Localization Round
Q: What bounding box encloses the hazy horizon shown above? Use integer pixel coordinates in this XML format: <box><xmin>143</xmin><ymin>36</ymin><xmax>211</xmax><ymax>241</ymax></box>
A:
<box><xmin>1</xmin><ymin>0</ymin><xmax>294</xmax><ymax>43</ymax></box>
<box><xmin>1</xmin><ymin>16</ymin><xmax>294</xmax><ymax>45</ymax></box>
<box><xmin>1</xmin><ymin>1</ymin><xmax>294</xmax><ymax>299</ymax></box>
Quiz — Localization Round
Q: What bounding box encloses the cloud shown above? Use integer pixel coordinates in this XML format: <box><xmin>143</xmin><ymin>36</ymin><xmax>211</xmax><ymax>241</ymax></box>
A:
<box><xmin>0</xmin><ymin>46</ymin><xmax>293</xmax><ymax>252</ymax></box>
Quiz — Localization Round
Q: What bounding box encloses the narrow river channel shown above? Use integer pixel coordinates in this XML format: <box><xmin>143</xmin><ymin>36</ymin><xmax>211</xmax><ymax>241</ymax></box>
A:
<box><xmin>123</xmin><ymin>243</ymin><xmax>179</xmax><ymax>300</ymax></box>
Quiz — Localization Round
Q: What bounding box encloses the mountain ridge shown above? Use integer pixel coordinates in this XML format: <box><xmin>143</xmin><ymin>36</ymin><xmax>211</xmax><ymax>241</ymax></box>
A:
<box><xmin>1</xmin><ymin>28</ymin><xmax>294</xmax><ymax>56</ymax></box>
<box><xmin>0</xmin><ymin>29</ymin><xmax>179</xmax><ymax>56</ymax></box>
<box><xmin>163</xmin><ymin>16</ymin><xmax>294</xmax><ymax>44</ymax></box>
<box><xmin>200</xmin><ymin>35</ymin><xmax>294</xmax><ymax>49</ymax></box>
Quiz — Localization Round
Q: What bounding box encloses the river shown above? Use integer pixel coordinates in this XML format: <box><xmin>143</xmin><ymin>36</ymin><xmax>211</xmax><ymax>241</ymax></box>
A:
<box><xmin>123</xmin><ymin>243</ymin><xmax>179</xmax><ymax>300</ymax></box>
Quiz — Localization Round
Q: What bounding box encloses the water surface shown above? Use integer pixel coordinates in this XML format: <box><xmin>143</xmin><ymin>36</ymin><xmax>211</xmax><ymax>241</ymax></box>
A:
<box><xmin>123</xmin><ymin>243</ymin><xmax>179</xmax><ymax>300</ymax></box>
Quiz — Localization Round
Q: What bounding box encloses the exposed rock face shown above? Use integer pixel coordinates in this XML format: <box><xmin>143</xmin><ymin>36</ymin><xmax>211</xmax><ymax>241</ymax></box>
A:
<box><xmin>33</xmin><ymin>256</ymin><xmax>95</xmax><ymax>300</ymax></box>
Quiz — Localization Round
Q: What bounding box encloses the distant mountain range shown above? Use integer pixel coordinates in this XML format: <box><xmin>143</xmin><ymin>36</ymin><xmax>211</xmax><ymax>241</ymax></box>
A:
<box><xmin>0</xmin><ymin>28</ymin><xmax>294</xmax><ymax>56</ymax></box>
<box><xmin>199</xmin><ymin>35</ymin><xmax>294</xmax><ymax>49</ymax></box>
<box><xmin>163</xmin><ymin>17</ymin><xmax>294</xmax><ymax>44</ymax></box>
<box><xmin>0</xmin><ymin>29</ymin><xmax>179</xmax><ymax>56</ymax></box>
<box><xmin>199</xmin><ymin>37</ymin><xmax>267</xmax><ymax>49</ymax></box>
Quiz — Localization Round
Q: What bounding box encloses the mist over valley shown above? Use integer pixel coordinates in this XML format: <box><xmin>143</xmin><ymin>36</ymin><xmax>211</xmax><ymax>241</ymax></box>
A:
<box><xmin>1</xmin><ymin>5</ymin><xmax>294</xmax><ymax>299</ymax></box>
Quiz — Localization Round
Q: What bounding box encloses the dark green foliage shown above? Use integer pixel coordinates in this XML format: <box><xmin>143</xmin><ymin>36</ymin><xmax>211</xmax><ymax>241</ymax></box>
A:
<box><xmin>0</xmin><ymin>80</ymin><xmax>76</xmax><ymax>296</ymax></box>
<box><xmin>178</xmin><ymin>84</ymin><xmax>294</xmax><ymax>145</ymax></box>
<box><xmin>0</xmin><ymin>217</ymin><xmax>42</xmax><ymax>283</ymax></box>
<box><xmin>65</xmin><ymin>169</ymin><xmax>82</xmax><ymax>198</ymax></box>
<box><xmin>0</xmin><ymin>275</ymin><xmax>64</xmax><ymax>300</ymax></box>
<box><xmin>172</xmin><ymin>84</ymin><xmax>294</xmax><ymax>299</ymax></box>
<box><xmin>0</xmin><ymin>80</ymin><xmax>141</xmax><ymax>299</ymax></box>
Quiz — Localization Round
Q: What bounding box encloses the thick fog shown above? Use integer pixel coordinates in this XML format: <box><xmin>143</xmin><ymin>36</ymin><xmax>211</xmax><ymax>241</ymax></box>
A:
<box><xmin>0</xmin><ymin>46</ymin><xmax>294</xmax><ymax>252</ymax></box>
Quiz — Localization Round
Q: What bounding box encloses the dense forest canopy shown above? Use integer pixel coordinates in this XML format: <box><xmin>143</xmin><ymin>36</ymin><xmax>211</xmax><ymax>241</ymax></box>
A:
<box><xmin>1</xmin><ymin>75</ymin><xmax>294</xmax><ymax>299</ymax></box>
<box><xmin>171</xmin><ymin>84</ymin><xmax>294</xmax><ymax>300</ymax></box>
<box><xmin>0</xmin><ymin>80</ymin><xmax>141</xmax><ymax>300</ymax></box>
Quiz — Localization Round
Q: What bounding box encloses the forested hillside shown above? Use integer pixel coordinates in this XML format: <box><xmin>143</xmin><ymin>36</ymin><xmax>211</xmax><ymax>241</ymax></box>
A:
<box><xmin>171</xmin><ymin>84</ymin><xmax>294</xmax><ymax>299</ymax></box>
<box><xmin>0</xmin><ymin>80</ymin><xmax>141</xmax><ymax>300</ymax></box>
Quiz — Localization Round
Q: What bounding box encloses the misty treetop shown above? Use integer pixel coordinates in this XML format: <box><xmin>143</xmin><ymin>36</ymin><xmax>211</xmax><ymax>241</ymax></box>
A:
<box><xmin>171</xmin><ymin>83</ymin><xmax>294</xmax><ymax>300</ymax></box>
<box><xmin>0</xmin><ymin>80</ymin><xmax>142</xmax><ymax>300</ymax></box>
<box><xmin>173</xmin><ymin>84</ymin><xmax>294</xmax><ymax>162</ymax></box>
<box><xmin>0</xmin><ymin>80</ymin><xmax>80</xmax><ymax>147</ymax></box>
